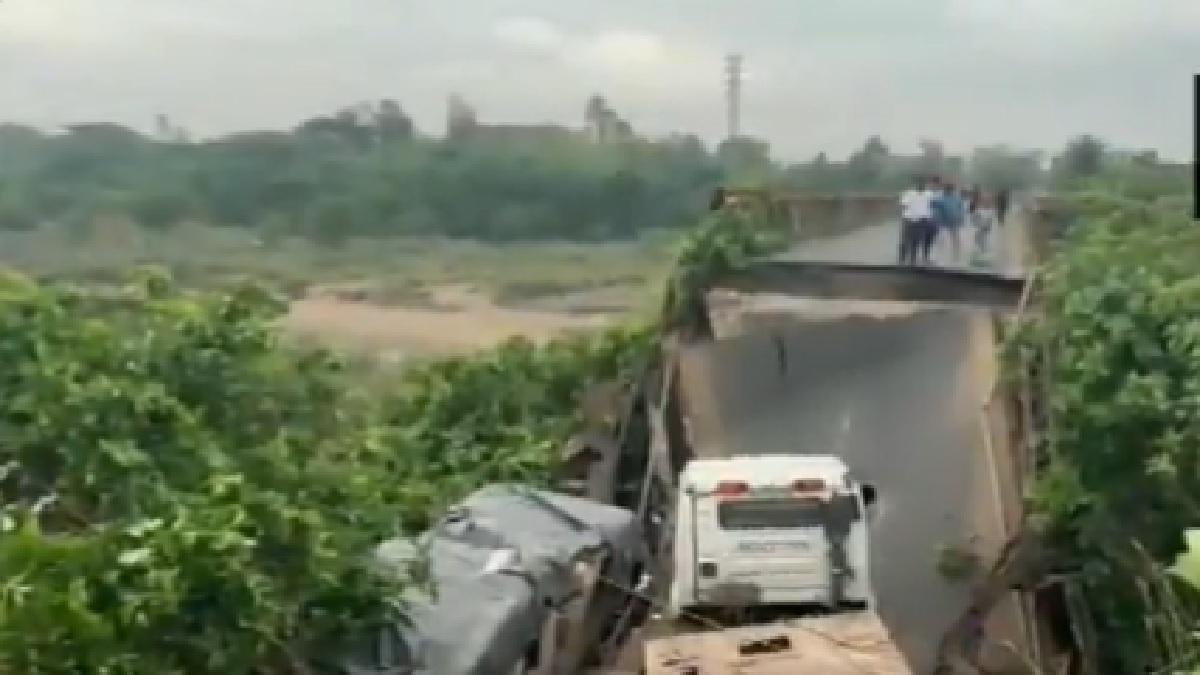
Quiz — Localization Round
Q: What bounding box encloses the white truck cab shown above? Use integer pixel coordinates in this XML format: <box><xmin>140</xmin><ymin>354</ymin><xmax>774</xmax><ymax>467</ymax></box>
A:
<box><xmin>667</xmin><ymin>455</ymin><xmax>875</xmax><ymax>616</ymax></box>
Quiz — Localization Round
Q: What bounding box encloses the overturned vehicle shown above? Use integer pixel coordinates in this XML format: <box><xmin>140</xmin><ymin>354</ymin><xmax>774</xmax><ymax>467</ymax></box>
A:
<box><xmin>343</xmin><ymin>485</ymin><xmax>649</xmax><ymax>675</ymax></box>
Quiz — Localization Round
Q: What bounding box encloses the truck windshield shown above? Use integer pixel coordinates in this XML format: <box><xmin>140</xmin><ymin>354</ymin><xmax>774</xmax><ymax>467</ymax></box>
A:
<box><xmin>717</xmin><ymin>498</ymin><xmax>825</xmax><ymax>530</ymax></box>
<box><xmin>717</xmin><ymin>495</ymin><xmax>862</xmax><ymax>531</ymax></box>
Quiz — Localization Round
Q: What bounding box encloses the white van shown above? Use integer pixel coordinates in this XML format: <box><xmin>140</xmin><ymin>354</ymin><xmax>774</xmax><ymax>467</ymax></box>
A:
<box><xmin>667</xmin><ymin>455</ymin><xmax>876</xmax><ymax>616</ymax></box>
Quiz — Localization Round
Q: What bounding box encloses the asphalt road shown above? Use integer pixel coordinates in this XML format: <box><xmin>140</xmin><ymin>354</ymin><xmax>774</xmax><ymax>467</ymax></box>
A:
<box><xmin>677</xmin><ymin>219</ymin><xmax>1027</xmax><ymax>671</ymax></box>
<box><xmin>791</xmin><ymin>219</ymin><xmax>1020</xmax><ymax>274</ymax></box>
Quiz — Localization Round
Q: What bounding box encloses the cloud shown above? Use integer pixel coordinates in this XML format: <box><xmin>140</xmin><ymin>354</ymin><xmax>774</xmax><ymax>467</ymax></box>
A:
<box><xmin>577</xmin><ymin>30</ymin><xmax>667</xmax><ymax>69</ymax></box>
<box><xmin>944</xmin><ymin>0</ymin><xmax>1200</xmax><ymax>47</ymax></box>
<box><xmin>491</xmin><ymin>17</ymin><xmax>569</xmax><ymax>54</ymax></box>
<box><xmin>491</xmin><ymin>19</ymin><xmax>683</xmax><ymax>74</ymax></box>
<box><xmin>0</xmin><ymin>0</ymin><xmax>124</xmax><ymax>50</ymax></box>
<box><xmin>0</xmin><ymin>0</ymin><xmax>1193</xmax><ymax>159</ymax></box>
<box><xmin>573</xmin><ymin>30</ymin><xmax>725</xmax><ymax>94</ymax></box>
<box><xmin>489</xmin><ymin>17</ymin><xmax>737</xmax><ymax>101</ymax></box>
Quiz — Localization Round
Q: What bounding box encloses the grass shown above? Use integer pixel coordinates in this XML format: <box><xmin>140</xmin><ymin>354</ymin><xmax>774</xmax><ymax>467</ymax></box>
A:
<box><xmin>0</xmin><ymin>220</ymin><xmax>668</xmax><ymax>356</ymax></box>
<box><xmin>0</xmin><ymin>220</ymin><xmax>671</xmax><ymax>306</ymax></box>
<box><xmin>935</xmin><ymin>539</ymin><xmax>982</xmax><ymax>581</ymax></box>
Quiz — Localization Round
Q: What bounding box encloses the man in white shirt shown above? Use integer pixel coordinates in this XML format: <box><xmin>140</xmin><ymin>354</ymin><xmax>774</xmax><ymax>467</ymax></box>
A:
<box><xmin>898</xmin><ymin>177</ymin><xmax>931</xmax><ymax>265</ymax></box>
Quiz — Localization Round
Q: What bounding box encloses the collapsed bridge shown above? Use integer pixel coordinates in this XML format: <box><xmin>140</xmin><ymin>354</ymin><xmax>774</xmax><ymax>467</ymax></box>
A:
<box><xmin>678</xmin><ymin>269</ymin><xmax>1030</xmax><ymax>671</ymax></box>
<box><xmin>541</xmin><ymin>196</ymin><xmax>1088</xmax><ymax>673</ymax></box>
<box><xmin>613</xmin><ymin>207</ymin><xmax>1077</xmax><ymax>673</ymax></box>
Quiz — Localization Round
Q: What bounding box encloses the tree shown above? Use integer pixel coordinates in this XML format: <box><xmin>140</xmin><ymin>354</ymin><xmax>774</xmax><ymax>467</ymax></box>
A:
<box><xmin>845</xmin><ymin>135</ymin><xmax>890</xmax><ymax>188</ymax></box>
<box><xmin>716</xmin><ymin>137</ymin><xmax>773</xmax><ymax>183</ymax></box>
<box><xmin>0</xmin><ymin>97</ymin><xmax>1058</xmax><ymax>243</ymax></box>
<box><xmin>916</xmin><ymin>138</ymin><xmax>948</xmax><ymax>179</ymax></box>
<box><xmin>128</xmin><ymin>185</ymin><xmax>192</xmax><ymax>230</ymax></box>
<box><xmin>967</xmin><ymin>145</ymin><xmax>1043</xmax><ymax>191</ymax></box>
<box><xmin>303</xmin><ymin>196</ymin><xmax>360</xmax><ymax>247</ymax></box>
<box><xmin>597</xmin><ymin>169</ymin><xmax>648</xmax><ymax>238</ymax></box>
<box><xmin>1055</xmin><ymin>134</ymin><xmax>1106</xmax><ymax>182</ymax></box>
<box><xmin>0</xmin><ymin>188</ymin><xmax>38</xmax><ymax>230</ymax></box>
<box><xmin>0</xmin><ymin>273</ymin><xmax>408</xmax><ymax>672</ymax></box>
<box><xmin>375</xmin><ymin>99</ymin><xmax>414</xmax><ymax>143</ymax></box>
<box><xmin>296</xmin><ymin>108</ymin><xmax>374</xmax><ymax>148</ymax></box>
<box><xmin>1010</xmin><ymin>188</ymin><xmax>1200</xmax><ymax>672</ymax></box>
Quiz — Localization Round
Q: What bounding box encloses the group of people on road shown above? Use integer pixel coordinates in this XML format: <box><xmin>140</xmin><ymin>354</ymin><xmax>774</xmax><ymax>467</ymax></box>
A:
<box><xmin>898</xmin><ymin>178</ymin><xmax>1010</xmax><ymax>266</ymax></box>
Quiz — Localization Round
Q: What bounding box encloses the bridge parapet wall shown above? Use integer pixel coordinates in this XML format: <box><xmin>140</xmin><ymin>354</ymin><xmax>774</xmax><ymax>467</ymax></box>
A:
<box><xmin>720</xmin><ymin>190</ymin><xmax>896</xmax><ymax>242</ymax></box>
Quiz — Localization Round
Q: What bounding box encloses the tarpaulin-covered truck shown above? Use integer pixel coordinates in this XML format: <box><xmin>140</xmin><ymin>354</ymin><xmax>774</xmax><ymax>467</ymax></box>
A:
<box><xmin>344</xmin><ymin>485</ymin><xmax>649</xmax><ymax>675</ymax></box>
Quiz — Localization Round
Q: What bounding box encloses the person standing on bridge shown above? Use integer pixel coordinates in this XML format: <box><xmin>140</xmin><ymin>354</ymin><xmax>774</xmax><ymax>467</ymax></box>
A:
<box><xmin>996</xmin><ymin>188</ymin><xmax>1011</xmax><ymax>225</ymax></box>
<box><xmin>966</xmin><ymin>186</ymin><xmax>981</xmax><ymax>216</ymax></box>
<box><xmin>898</xmin><ymin>176</ymin><xmax>931</xmax><ymax>265</ymax></box>
<box><xmin>915</xmin><ymin>178</ymin><xmax>942</xmax><ymax>264</ymax></box>
<box><xmin>970</xmin><ymin>190</ymin><xmax>999</xmax><ymax>266</ymax></box>
<box><xmin>931</xmin><ymin>181</ymin><xmax>966</xmax><ymax>263</ymax></box>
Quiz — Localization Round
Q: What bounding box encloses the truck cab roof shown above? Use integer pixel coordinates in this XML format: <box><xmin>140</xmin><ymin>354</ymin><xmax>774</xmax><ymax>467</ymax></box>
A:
<box><xmin>681</xmin><ymin>455</ymin><xmax>851</xmax><ymax>492</ymax></box>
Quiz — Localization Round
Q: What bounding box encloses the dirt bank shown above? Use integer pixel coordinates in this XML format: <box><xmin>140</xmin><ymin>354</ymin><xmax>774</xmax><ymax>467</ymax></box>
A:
<box><xmin>283</xmin><ymin>284</ymin><xmax>622</xmax><ymax>355</ymax></box>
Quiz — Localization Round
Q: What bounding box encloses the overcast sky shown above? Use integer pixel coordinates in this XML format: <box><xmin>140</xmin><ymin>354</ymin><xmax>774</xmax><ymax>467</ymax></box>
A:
<box><xmin>1</xmin><ymin>0</ymin><xmax>1196</xmax><ymax>160</ymax></box>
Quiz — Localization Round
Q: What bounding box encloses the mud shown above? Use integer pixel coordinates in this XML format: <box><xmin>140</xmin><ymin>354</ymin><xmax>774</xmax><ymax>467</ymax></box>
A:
<box><xmin>284</xmin><ymin>283</ymin><xmax>619</xmax><ymax>354</ymax></box>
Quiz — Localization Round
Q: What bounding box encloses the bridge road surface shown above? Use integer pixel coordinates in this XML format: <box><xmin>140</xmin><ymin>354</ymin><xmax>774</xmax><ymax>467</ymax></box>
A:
<box><xmin>795</xmin><ymin>217</ymin><xmax>1021</xmax><ymax>273</ymax></box>
<box><xmin>677</xmin><ymin>218</ymin><xmax>1030</xmax><ymax>672</ymax></box>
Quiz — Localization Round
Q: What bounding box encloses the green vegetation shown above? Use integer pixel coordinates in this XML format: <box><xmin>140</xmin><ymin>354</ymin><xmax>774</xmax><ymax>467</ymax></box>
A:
<box><xmin>0</xmin><ymin>116</ymin><xmax>1140</xmax><ymax>304</ymax></box>
<box><xmin>936</xmin><ymin>540</ymin><xmax>982</xmax><ymax>581</ymax></box>
<box><xmin>1007</xmin><ymin>162</ymin><xmax>1199</xmax><ymax>672</ymax></box>
<box><xmin>1171</xmin><ymin>531</ymin><xmax>1200</xmax><ymax>589</ymax></box>
<box><xmin>379</xmin><ymin>323</ymin><xmax>657</xmax><ymax>531</ymax></box>
<box><xmin>0</xmin><ymin>220</ymin><xmax>670</xmax><ymax>306</ymax></box>
<box><xmin>0</xmin><ymin>273</ymin><xmax>405</xmax><ymax>673</ymax></box>
<box><xmin>0</xmin><ymin>108</ymin><xmax>1192</xmax><ymax>672</ymax></box>
<box><xmin>0</xmin><ymin>271</ymin><xmax>659</xmax><ymax>673</ymax></box>
<box><xmin>0</xmin><ymin>109</ymin><xmax>1047</xmax><ymax>245</ymax></box>
<box><xmin>0</xmin><ymin>184</ymin><xmax>796</xmax><ymax>671</ymax></box>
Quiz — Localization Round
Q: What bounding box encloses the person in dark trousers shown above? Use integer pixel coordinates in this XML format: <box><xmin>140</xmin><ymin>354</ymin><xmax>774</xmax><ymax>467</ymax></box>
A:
<box><xmin>966</xmin><ymin>186</ymin><xmax>981</xmax><ymax>216</ymax></box>
<box><xmin>917</xmin><ymin>177</ymin><xmax>942</xmax><ymax>264</ymax></box>
<box><xmin>995</xmin><ymin>188</ymin><xmax>1011</xmax><ymax>225</ymax></box>
<box><xmin>929</xmin><ymin>180</ymin><xmax>966</xmax><ymax>263</ymax></box>
<box><xmin>898</xmin><ymin>177</ymin><xmax>930</xmax><ymax>265</ymax></box>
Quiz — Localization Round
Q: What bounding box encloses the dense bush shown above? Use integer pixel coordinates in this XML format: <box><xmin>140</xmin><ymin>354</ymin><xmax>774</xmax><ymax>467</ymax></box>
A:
<box><xmin>0</xmin><ymin>186</ymin><xmax>802</xmax><ymax>671</ymax></box>
<box><xmin>0</xmin><ymin>116</ymin><xmax>1050</xmax><ymax>242</ymax></box>
<box><xmin>379</xmin><ymin>323</ymin><xmax>657</xmax><ymax>531</ymax></box>
<box><xmin>0</xmin><ymin>272</ymin><xmax>407</xmax><ymax>673</ymax></box>
<box><xmin>1008</xmin><ymin>189</ymin><xmax>1200</xmax><ymax>671</ymax></box>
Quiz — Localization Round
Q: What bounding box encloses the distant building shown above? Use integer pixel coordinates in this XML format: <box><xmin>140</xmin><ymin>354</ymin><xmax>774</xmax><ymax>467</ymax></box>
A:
<box><xmin>443</xmin><ymin>93</ymin><xmax>632</xmax><ymax>145</ymax></box>
<box><xmin>446</xmin><ymin>94</ymin><xmax>479</xmax><ymax>138</ymax></box>
<box><xmin>444</xmin><ymin>93</ymin><xmax>580</xmax><ymax>143</ymax></box>
<box><xmin>583</xmin><ymin>95</ymin><xmax>632</xmax><ymax>144</ymax></box>
<box><xmin>887</xmin><ymin>154</ymin><xmax>965</xmax><ymax>182</ymax></box>
<box><xmin>474</xmin><ymin>124</ymin><xmax>583</xmax><ymax>144</ymax></box>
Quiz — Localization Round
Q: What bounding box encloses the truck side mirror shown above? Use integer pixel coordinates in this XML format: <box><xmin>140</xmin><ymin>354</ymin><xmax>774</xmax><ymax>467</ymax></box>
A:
<box><xmin>860</xmin><ymin>484</ymin><xmax>878</xmax><ymax>506</ymax></box>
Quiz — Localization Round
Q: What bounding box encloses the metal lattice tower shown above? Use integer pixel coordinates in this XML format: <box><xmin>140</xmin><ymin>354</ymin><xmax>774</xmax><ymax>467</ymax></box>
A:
<box><xmin>725</xmin><ymin>54</ymin><xmax>743</xmax><ymax>141</ymax></box>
